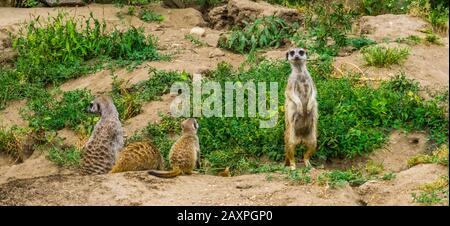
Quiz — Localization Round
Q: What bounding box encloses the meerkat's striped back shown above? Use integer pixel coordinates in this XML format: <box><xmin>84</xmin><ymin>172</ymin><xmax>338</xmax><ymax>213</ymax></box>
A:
<box><xmin>110</xmin><ymin>141</ymin><xmax>164</xmax><ymax>173</ymax></box>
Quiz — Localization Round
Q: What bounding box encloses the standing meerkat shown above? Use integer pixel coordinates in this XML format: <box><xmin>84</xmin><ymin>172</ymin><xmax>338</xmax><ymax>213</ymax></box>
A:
<box><xmin>80</xmin><ymin>95</ymin><xmax>124</xmax><ymax>175</ymax></box>
<box><xmin>148</xmin><ymin>118</ymin><xmax>200</xmax><ymax>178</ymax></box>
<box><xmin>110</xmin><ymin>140</ymin><xmax>164</xmax><ymax>173</ymax></box>
<box><xmin>284</xmin><ymin>47</ymin><xmax>318</xmax><ymax>169</ymax></box>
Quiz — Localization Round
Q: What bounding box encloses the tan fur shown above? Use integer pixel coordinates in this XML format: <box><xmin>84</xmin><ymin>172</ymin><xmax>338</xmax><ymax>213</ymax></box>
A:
<box><xmin>148</xmin><ymin>118</ymin><xmax>200</xmax><ymax>178</ymax></box>
<box><xmin>284</xmin><ymin>48</ymin><xmax>318</xmax><ymax>169</ymax></box>
<box><xmin>110</xmin><ymin>140</ymin><xmax>164</xmax><ymax>173</ymax></box>
<box><xmin>80</xmin><ymin>95</ymin><xmax>124</xmax><ymax>175</ymax></box>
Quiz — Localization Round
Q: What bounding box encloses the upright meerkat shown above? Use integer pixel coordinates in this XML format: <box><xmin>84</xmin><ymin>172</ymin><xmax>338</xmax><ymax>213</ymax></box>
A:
<box><xmin>110</xmin><ymin>140</ymin><xmax>164</xmax><ymax>173</ymax></box>
<box><xmin>148</xmin><ymin>118</ymin><xmax>200</xmax><ymax>178</ymax></box>
<box><xmin>80</xmin><ymin>95</ymin><xmax>124</xmax><ymax>175</ymax></box>
<box><xmin>284</xmin><ymin>47</ymin><xmax>318</xmax><ymax>169</ymax></box>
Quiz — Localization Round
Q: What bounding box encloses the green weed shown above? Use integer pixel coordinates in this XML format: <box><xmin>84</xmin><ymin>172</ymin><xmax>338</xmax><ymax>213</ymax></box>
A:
<box><xmin>318</xmin><ymin>168</ymin><xmax>367</xmax><ymax>188</ymax></box>
<box><xmin>218</xmin><ymin>16</ymin><xmax>298</xmax><ymax>54</ymax></box>
<box><xmin>362</xmin><ymin>46</ymin><xmax>410</xmax><ymax>67</ymax></box>
<box><xmin>47</xmin><ymin>145</ymin><xmax>83</xmax><ymax>168</ymax></box>
<box><xmin>382</xmin><ymin>171</ymin><xmax>396</xmax><ymax>180</ymax></box>
<box><xmin>185</xmin><ymin>34</ymin><xmax>207</xmax><ymax>47</ymax></box>
<box><xmin>412</xmin><ymin>176</ymin><xmax>449</xmax><ymax>205</ymax></box>
<box><xmin>396</xmin><ymin>35</ymin><xmax>422</xmax><ymax>45</ymax></box>
<box><xmin>139</xmin><ymin>9</ymin><xmax>164</xmax><ymax>22</ymax></box>
<box><xmin>22</xmin><ymin>89</ymin><xmax>94</xmax><ymax>133</ymax></box>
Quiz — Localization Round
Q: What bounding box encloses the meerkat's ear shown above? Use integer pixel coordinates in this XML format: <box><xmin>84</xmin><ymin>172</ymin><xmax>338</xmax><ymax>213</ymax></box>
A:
<box><xmin>286</xmin><ymin>51</ymin><xmax>289</xmax><ymax>60</ymax></box>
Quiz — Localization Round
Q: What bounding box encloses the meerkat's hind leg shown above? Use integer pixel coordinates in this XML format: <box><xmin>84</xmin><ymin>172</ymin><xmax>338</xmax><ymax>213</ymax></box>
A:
<box><xmin>284</xmin><ymin>142</ymin><xmax>297</xmax><ymax>170</ymax></box>
<box><xmin>303</xmin><ymin>138</ymin><xmax>317</xmax><ymax>168</ymax></box>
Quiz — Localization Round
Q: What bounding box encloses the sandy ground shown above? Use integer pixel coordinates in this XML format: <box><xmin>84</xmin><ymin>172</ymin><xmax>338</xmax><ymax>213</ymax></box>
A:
<box><xmin>0</xmin><ymin>5</ymin><xmax>448</xmax><ymax>206</ymax></box>
<box><xmin>335</xmin><ymin>14</ymin><xmax>449</xmax><ymax>91</ymax></box>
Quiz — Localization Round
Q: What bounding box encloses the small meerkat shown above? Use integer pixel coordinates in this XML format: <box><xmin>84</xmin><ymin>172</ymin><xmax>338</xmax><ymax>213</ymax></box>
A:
<box><xmin>80</xmin><ymin>95</ymin><xmax>124</xmax><ymax>175</ymax></box>
<box><xmin>284</xmin><ymin>47</ymin><xmax>318</xmax><ymax>169</ymax></box>
<box><xmin>110</xmin><ymin>140</ymin><xmax>164</xmax><ymax>173</ymax></box>
<box><xmin>148</xmin><ymin>118</ymin><xmax>200</xmax><ymax>178</ymax></box>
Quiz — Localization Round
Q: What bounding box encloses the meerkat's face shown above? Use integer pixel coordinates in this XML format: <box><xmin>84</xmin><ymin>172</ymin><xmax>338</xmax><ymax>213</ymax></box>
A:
<box><xmin>181</xmin><ymin>118</ymin><xmax>199</xmax><ymax>133</ymax></box>
<box><xmin>86</xmin><ymin>97</ymin><xmax>107</xmax><ymax>115</ymax></box>
<box><xmin>87</xmin><ymin>99</ymin><xmax>101</xmax><ymax>115</ymax></box>
<box><xmin>286</xmin><ymin>48</ymin><xmax>307</xmax><ymax>64</ymax></box>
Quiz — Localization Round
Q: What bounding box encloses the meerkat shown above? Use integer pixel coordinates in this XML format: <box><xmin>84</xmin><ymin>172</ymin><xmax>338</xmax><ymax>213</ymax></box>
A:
<box><xmin>148</xmin><ymin>118</ymin><xmax>200</xmax><ymax>178</ymax></box>
<box><xmin>80</xmin><ymin>95</ymin><xmax>124</xmax><ymax>175</ymax></box>
<box><xmin>284</xmin><ymin>47</ymin><xmax>318</xmax><ymax>169</ymax></box>
<box><xmin>110</xmin><ymin>140</ymin><xmax>164</xmax><ymax>173</ymax></box>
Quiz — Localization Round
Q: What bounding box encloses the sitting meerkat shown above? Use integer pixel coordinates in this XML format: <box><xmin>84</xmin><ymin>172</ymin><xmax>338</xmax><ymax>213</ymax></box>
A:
<box><xmin>148</xmin><ymin>118</ymin><xmax>200</xmax><ymax>178</ymax></box>
<box><xmin>284</xmin><ymin>47</ymin><xmax>318</xmax><ymax>169</ymax></box>
<box><xmin>80</xmin><ymin>95</ymin><xmax>124</xmax><ymax>175</ymax></box>
<box><xmin>110</xmin><ymin>140</ymin><xmax>164</xmax><ymax>173</ymax></box>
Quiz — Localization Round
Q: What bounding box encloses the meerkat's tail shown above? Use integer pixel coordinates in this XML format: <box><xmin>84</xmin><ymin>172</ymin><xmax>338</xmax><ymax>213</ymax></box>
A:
<box><xmin>148</xmin><ymin>166</ymin><xmax>182</xmax><ymax>178</ymax></box>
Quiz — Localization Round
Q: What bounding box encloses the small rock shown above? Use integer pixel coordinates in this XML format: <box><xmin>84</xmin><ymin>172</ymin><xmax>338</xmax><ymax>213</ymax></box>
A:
<box><xmin>209</xmin><ymin>48</ymin><xmax>225</xmax><ymax>58</ymax></box>
<box><xmin>190</xmin><ymin>27</ymin><xmax>206</xmax><ymax>37</ymax></box>
<box><xmin>204</xmin><ymin>33</ymin><xmax>220</xmax><ymax>47</ymax></box>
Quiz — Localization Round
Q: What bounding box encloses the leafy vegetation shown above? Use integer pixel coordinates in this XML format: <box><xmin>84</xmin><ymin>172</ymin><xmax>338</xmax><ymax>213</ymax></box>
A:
<box><xmin>185</xmin><ymin>34</ymin><xmax>207</xmax><ymax>47</ymax></box>
<box><xmin>362</xmin><ymin>46</ymin><xmax>410</xmax><ymax>67</ymax></box>
<box><xmin>425</xmin><ymin>33</ymin><xmax>442</xmax><ymax>45</ymax></box>
<box><xmin>22</xmin><ymin>89</ymin><xmax>94</xmax><ymax>134</ymax></box>
<box><xmin>365</xmin><ymin>160</ymin><xmax>384</xmax><ymax>175</ymax></box>
<box><xmin>218</xmin><ymin>16</ymin><xmax>299</xmax><ymax>54</ymax></box>
<box><xmin>47</xmin><ymin>145</ymin><xmax>83</xmax><ymax>168</ymax></box>
<box><xmin>347</xmin><ymin>37</ymin><xmax>377</xmax><ymax>49</ymax></box>
<box><xmin>408</xmin><ymin>145</ymin><xmax>449</xmax><ymax>167</ymax></box>
<box><xmin>139</xmin><ymin>9</ymin><xmax>164</xmax><ymax>22</ymax></box>
<box><xmin>0</xmin><ymin>126</ymin><xmax>29</xmax><ymax>163</ymax></box>
<box><xmin>396</xmin><ymin>35</ymin><xmax>422</xmax><ymax>45</ymax></box>
<box><xmin>318</xmin><ymin>168</ymin><xmax>367</xmax><ymax>188</ymax></box>
<box><xmin>412</xmin><ymin>176</ymin><xmax>449</xmax><ymax>205</ymax></box>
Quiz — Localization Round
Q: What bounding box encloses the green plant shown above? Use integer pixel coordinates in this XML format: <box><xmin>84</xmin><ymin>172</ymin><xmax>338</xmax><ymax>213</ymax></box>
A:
<box><xmin>127</xmin><ymin>6</ymin><xmax>136</xmax><ymax>15</ymax></box>
<box><xmin>111</xmin><ymin>77</ymin><xmax>142</xmax><ymax>121</ymax></box>
<box><xmin>22</xmin><ymin>89</ymin><xmax>94</xmax><ymax>133</ymax></box>
<box><xmin>361</xmin><ymin>0</ymin><xmax>412</xmax><ymax>15</ymax></box>
<box><xmin>362</xmin><ymin>46</ymin><xmax>410</xmax><ymax>67</ymax></box>
<box><xmin>425</xmin><ymin>33</ymin><xmax>442</xmax><ymax>45</ymax></box>
<box><xmin>12</xmin><ymin>12</ymin><xmax>162</xmax><ymax>85</ymax></box>
<box><xmin>408</xmin><ymin>145</ymin><xmax>449</xmax><ymax>167</ymax></box>
<box><xmin>286</xmin><ymin>167</ymin><xmax>312</xmax><ymax>185</ymax></box>
<box><xmin>134</xmin><ymin>68</ymin><xmax>187</xmax><ymax>102</ymax></box>
<box><xmin>427</xmin><ymin>4</ymin><xmax>449</xmax><ymax>32</ymax></box>
<box><xmin>139</xmin><ymin>9</ymin><xmax>164</xmax><ymax>22</ymax></box>
<box><xmin>218</xmin><ymin>16</ymin><xmax>298</xmax><ymax>54</ymax></box>
<box><xmin>412</xmin><ymin>176</ymin><xmax>449</xmax><ymax>205</ymax></box>
<box><xmin>396</xmin><ymin>35</ymin><xmax>422</xmax><ymax>45</ymax></box>
<box><xmin>347</xmin><ymin>37</ymin><xmax>376</xmax><ymax>49</ymax></box>
<box><xmin>185</xmin><ymin>34</ymin><xmax>207</xmax><ymax>47</ymax></box>
<box><xmin>382</xmin><ymin>172</ymin><xmax>396</xmax><ymax>180</ymax></box>
<box><xmin>47</xmin><ymin>145</ymin><xmax>83</xmax><ymax>168</ymax></box>
<box><xmin>301</xmin><ymin>2</ymin><xmax>356</xmax><ymax>55</ymax></box>
<box><xmin>365</xmin><ymin>160</ymin><xmax>384</xmax><ymax>175</ymax></box>
<box><xmin>318</xmin><ymin>169</ymin><xmax>367</xmax><ymax>188</ymax></box>
<box><xmin>0</xmin><ymin>126</ymin><xmax>29</xmax><ymax>163</ymax></box>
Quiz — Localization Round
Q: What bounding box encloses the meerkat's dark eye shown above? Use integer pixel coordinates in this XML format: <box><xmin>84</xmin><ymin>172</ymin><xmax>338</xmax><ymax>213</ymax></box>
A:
<box><xmin>289</xmin><ymin>50</ymin><xmax>295</xmax><ymax>56</ymax></box>
<box><xmin>299</xmin><ymin>49</ymin><xmax>305</xmax><ymax>56</ymax></box>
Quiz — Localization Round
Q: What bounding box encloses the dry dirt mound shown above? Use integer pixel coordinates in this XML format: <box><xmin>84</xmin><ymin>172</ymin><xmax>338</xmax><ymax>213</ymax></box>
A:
<box><xmin>208</xmin><ymin>0</ymin><xmax>302</xmax><ymax>29</ymax></box>
<box><xmin>335</xmin><ymin>14</ymin><xmax>449</xmax><ymax>91</ymax></box>
<box><xmin>0</xmin><ymin>151</ymin><xmax>72</xmax><ymax>184</ymax></box>
<box><xmin>0</xmin><ymin>100</ymin><xmax>27</xmax><ymax>130</ymax></box>
<box><xmin>325</xmin><ymin>131</ymin><xmax>427</xmax><ymax>172</ymax></box>
<box><xmin>0</xmin><ymin>170</ymin><xmax>362</xmax><ymax>206</ymax></box>
<box><xmin>359</xmin><ymin>14</ymin><xmax>430</xmax><ymax>42</ymax></box>
<box><xmin>358</xmin><ymin>164</ymin><xmax>448</xmax><ymax>205</ymax></box>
